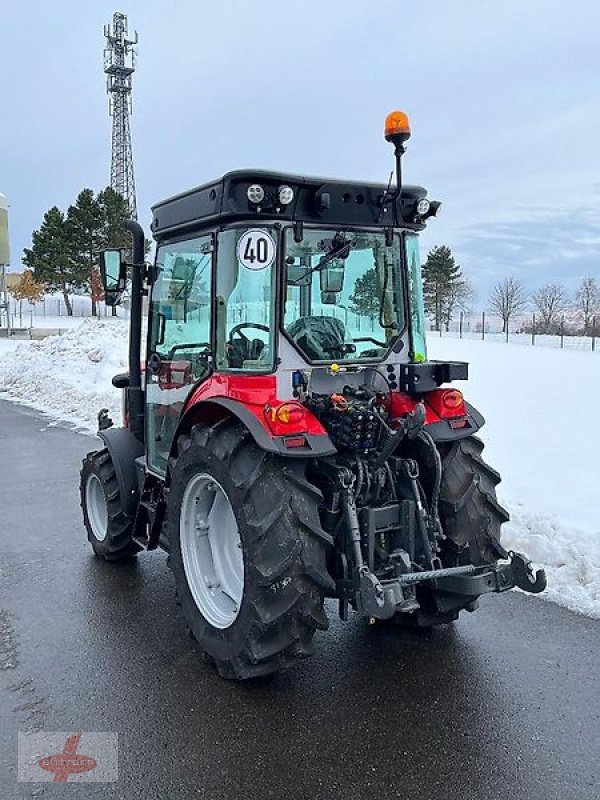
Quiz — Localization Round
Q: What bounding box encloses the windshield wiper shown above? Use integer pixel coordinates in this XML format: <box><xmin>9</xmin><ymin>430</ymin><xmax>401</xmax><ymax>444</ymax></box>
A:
<box><xmin>290</xmin><ymin>235</ymin><xmax>354</xmax><ymax>285</ymax></box>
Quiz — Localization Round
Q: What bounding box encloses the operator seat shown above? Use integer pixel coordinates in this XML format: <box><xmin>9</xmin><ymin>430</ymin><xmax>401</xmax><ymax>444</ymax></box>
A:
<box><xmin>227</xmin><ymin>336</ymin><xmax>265</xmax><ymax>368</ymax></box>
<box><xmin>287</xmin><ymin>316</ymin><xmax>347</xmax><ymax>361</ymax></box>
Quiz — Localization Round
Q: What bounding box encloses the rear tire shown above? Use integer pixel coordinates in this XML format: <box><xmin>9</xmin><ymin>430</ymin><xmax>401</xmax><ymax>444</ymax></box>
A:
<box><xmin>80</xmin><ymin>449</ymin><xmax>140</xmax><ymax>561</ymax></box>
<box><xmin>438</xmin><ymin>435</ymin><xmax>508</xmax><ymax>566</ymax></box>
<box><xmin>395</xmin><ymin>435</ymin><xmax>508</xmax><ymax>629</ymax></box>
<box><xmin>166</xmin><ymin>418</ymin><xmax>333</xmax><ymax>680</ymax></box>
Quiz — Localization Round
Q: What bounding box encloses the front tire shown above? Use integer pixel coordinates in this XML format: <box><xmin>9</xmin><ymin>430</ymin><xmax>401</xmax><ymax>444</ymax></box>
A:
<box><xmin>80</xmin><ymin>449</ymin><xmax>140</xmax><ymax>561</ymax></box>
<box><xmin>166</xmin><ymin>419</ymin><xmax>334</xmax><ymax>680</ymax></box>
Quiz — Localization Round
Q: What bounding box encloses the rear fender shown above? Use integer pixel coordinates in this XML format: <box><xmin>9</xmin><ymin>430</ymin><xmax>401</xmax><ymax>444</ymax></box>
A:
<box><xmin>98</xmin><ymin>427</ymin><xmax>144</xmax><ymax>515</ymax></box>
<box><xmin>170</xmin><ymin>397</ymin><xmax>336</xmax><ymax>463</ymax></box>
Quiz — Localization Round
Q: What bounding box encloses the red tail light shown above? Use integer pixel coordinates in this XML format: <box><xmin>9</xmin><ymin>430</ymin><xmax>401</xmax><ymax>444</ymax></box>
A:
<box><xmin>265</xmin><ymin>402</ymin><xmax>307</xmax><ymax>436</ymax></box>
<box><xmin>283</xmin><ymin>435</ymin><xmax>308</xmax><ymax>449</ymax></box>
<box><xmin>425</xmin><ymin>388</ymin><xmax>466</xmax><ymax>419</ymax></box>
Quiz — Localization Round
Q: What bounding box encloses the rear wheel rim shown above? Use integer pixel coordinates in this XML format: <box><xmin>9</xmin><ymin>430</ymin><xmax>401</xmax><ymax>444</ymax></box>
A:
<box><xmin>180</xmin><ymin>473</ymin><xmax>244</xmax><ymax>630</ymax></box>
<box><xmin>86</xmin><ymin>473</ymin><xmax>108</xmax><ymax>542</ymax></box>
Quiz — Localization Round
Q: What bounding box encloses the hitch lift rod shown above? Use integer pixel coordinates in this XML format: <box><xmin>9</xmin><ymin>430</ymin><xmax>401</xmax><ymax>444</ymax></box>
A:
<box><xmin>397</xmin><ymin>564</ymin><xmax>478</xmax><ymax>585</ymax></box>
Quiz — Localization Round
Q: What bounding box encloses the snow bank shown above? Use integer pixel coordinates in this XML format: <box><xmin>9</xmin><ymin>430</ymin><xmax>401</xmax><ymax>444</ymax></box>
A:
<box><xmin>429</xmin><ymin>337</ymin><xmax>600</xmax><ymax>619</ymax></box>
<box><xmin>0</xmin><ymin>322</ymin><xmax>598</xmax><ymax>619</ymax></box>
<box><xmin>0</xmin><ymin>320</ymin><xmax>128</xmax><ymax>431</ymax></box>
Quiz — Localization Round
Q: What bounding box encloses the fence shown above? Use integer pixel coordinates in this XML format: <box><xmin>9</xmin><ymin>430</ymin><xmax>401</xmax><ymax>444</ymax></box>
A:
<box><xmin>1</xmin><ymin>296</ymin><xmax>127</xmax><ymax>330</ymax></box>
<box><xmin>436</xmin><ymin>312</ymin><xmax>598</xmax><ymax>352</ymax></box>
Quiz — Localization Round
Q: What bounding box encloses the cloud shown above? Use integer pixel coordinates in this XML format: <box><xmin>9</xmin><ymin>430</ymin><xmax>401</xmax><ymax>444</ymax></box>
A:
<box><xmin>453</xmin><ymin>205</ymin><xmax>600</xmax><ymax>298</ymax></box>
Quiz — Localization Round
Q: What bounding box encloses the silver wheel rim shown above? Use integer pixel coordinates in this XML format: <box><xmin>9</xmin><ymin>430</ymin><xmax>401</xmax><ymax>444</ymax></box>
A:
<box><xmin>86</xmin><ymin>473</ymin><xmax>108</xmax><ymax>542</ymax></box>
<box><xmin>180</xmin><ymin>473</ymin><xmax>244</xmax><ymax>630</ymax></box>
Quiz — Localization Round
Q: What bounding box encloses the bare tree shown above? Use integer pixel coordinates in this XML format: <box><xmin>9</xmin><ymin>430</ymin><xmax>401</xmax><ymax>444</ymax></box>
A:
<box><xmin>575</xmin><ymin>276</ymin><xmax>599</xmax><ymax>335</ymax></box>
<box><xmin>531</xmin><ymin>283</ymin><xmax>569</xmax><ymax>334</ymax></box>
<box><xmin>442</xmin><ymin>278</ymin><xmax>475</xmax><ymax>331</ymax></box>
<box><xmin>488</xmin><ymin>276</ymin><xmax>528</xmax><ymax>333</ymax></box>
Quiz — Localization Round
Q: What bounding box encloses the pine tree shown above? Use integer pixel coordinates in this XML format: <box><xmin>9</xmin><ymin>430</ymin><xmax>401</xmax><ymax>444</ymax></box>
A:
<box><xmin>67</xmin><ymin>189</ymin><xmax>104</xmax><ymax>316</ymax></box>
<box><xmin>422</xmin><ymin>245</ymin><xmax>470</xmax><ymax>331</ymax></box>
<box><xmin>98</xmin><ymin>187</ymin><xmax>133</xmax><ymax>250</ymax></box>
<box><xmin>349</xmin><ymin>267</ymin><xmax>380</xmax><ymax>322</ymax></box>
<box><xmin>22</xmin><ymin>207</ymin><xmax>87</xmax><ymax>316</ymax></box>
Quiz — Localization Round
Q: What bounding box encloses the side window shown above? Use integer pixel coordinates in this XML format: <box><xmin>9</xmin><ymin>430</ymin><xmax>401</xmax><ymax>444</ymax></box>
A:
<box><xmin>150</xmin><ymin>236</ymin><xmax>213</xmax><ymax>380</ymax></box>
<box><xmin>146</xmin><ymin>234</ymin><xmax>213</xmax><ymax>476</ymax></box>
<box><xmin>215</xmin><ymin>228</ymin><xmax>276</xmax><ymax>372</ymax></box>
<box><xmin>405</xmin><ymin>233</ymin><xmax>427</xmax><ymax>361</ymax></box>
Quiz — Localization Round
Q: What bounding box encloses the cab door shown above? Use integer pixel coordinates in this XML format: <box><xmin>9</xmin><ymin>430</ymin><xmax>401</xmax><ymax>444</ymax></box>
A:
<box><xmin>146</xmin><ymin>234</ymin><xmax>213</xmax><ymax>475</ymax></box>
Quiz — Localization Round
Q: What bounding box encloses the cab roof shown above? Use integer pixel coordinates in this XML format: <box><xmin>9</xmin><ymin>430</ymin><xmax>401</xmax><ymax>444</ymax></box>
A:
<box><xmin>151</xmin><ymin>170</ymin><xmax>429</xmax><ymax>239</ymax></box>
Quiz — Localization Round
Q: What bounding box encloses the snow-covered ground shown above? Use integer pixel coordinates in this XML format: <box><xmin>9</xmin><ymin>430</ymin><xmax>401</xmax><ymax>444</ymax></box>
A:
<box><xmin>428</xmin><ymin>337</ymin><xmax>600</xmax><ymax>619</ymax></box>
<box><xmin>0</xmin><ymin>320</ymin><xmax>127</xmax><ymax>430</ymax></box>
<box><xmin>0</xmin><ymin>321</ymin><xmax>598</xmax><ymax>619</ymax></box>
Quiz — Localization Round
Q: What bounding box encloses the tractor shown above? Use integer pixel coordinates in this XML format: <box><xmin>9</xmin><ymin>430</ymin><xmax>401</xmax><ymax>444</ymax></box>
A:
<box><xmin>81</xmin><ymin>111</ymin><xmax>546</xmax><ymax>679</ymax></box>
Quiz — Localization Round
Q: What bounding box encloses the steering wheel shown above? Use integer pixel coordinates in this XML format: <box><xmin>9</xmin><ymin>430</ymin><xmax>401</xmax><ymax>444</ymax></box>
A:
<box><xmin>227</xmin><ymin>323</ymin><xmax>270</xmax><ymax>367</ymax></box>
<box><xmin>228</xmin><ymin>323</ymin><xmax>270</xmax><ymax>343</ymax></box>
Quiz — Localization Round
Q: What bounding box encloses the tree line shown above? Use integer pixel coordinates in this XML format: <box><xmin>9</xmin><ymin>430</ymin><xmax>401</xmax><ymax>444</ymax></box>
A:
<box><xmin>420</xmin><ymin>246</ymin><xmax>598</xmax><ymax>337</ymax></box>
<box><xmin>488</xmin><ymin>275</ymin><xmax>598</xmax><ymax>335</ymax></box>
<box><xmin>19</xmin><ymin>187</ymin><xmax>132</xmax><ymax>316</ymax></box>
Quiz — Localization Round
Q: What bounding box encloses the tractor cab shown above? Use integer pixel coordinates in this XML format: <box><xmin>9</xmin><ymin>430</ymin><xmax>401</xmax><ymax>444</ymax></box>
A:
<box><xmin>141</xmin><ymin>166</ymin><xmax>451</xmax><ymax>474</ymax></box>
<box><xmin>88</xmin><ymin>111</ymin><xmax>546</xmax><ymax>681</ymax></box>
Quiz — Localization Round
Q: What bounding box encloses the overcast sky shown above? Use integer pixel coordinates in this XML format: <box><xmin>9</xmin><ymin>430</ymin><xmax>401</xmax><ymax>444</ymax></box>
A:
<box><xmin>1</xmin><ymin>0</ymin><xmax>599</xmax><ymax>300</ymax></box>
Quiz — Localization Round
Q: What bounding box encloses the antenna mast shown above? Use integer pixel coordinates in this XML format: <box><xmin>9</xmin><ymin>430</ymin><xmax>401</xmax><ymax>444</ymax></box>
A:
<box><xmin>104</xmin><ymin>12</ymin><xmax>138</xmax><ymax>220</ymax></box>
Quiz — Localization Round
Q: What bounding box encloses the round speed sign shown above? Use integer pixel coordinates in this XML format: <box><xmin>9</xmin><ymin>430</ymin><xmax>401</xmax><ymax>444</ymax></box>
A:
<box><xmin>236</xmin><ymin>229</ymin><xmax>276</xmax><ymax>271</ymax></box>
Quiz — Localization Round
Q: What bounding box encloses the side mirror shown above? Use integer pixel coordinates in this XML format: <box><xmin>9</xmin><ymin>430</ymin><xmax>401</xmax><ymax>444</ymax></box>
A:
<box><xmin>99</xmin><ymin>249</ymin><xmax>127</xmax><ymax>306</ymax></box>
<box><xmin>320</xmin><ymin>261</ymin><xmax>345</xmax><ymax>294</ymax></box>
<box><xmin>321</xmin><ymin>291</ymin><xmax>337</xmax><ymax>304</ymax></box>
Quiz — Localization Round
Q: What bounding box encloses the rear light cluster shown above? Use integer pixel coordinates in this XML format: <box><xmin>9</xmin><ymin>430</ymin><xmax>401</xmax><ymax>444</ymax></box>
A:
<box><xmin>265</xmin><ymin>402</ymin><xmax>307</xmax><ymax>436</ymax></box>
<box><xmin>425</xmin><ymin>388</ymin><xmax>466</xmax><ymax>419</ymax></box>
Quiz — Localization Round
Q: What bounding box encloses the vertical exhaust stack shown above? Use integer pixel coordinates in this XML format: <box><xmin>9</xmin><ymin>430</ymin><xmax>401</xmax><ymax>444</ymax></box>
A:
<box><xmin>384</xmin><ymin>111</ymin><xmax>411</xmax><ymax>200</ymax></box>
<box><xmin>125</xmin><ymin>219</ymin><xmax>145</xmax><ymax>442</ymax></box>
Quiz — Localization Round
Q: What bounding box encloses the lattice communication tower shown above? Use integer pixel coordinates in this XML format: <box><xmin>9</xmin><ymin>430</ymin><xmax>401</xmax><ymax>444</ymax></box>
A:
<box><xmin>104</xmin><ymin>12</ymin><xmax>138</xmax><ymax>219</ymax></box>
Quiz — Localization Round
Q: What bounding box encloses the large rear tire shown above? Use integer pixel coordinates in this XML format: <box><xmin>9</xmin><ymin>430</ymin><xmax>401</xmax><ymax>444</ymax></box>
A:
<box><xmin>80</xmin><ymin>449</ymin><xmax>140</xmax><ymax>561</ymax></box>
<box><xmin>166</xmin><ymin>418</ymin><xmax>333</xmax><ymax>680</ymax></box>
<box><xmin>438</xmin><ymin>435</ymin><xmax>508</xmax><ymax>566</ymax></box>
<box><xmin>393</xmin><ymin>435</ymin><xmax>509</xmax><ymax>628</ymax></box>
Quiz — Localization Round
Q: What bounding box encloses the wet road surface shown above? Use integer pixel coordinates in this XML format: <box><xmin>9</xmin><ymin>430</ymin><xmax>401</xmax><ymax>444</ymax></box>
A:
<box><xmin>0</xmin><ymin>399</ymin><xmax>598</xmax><ymax>799</ymax></box>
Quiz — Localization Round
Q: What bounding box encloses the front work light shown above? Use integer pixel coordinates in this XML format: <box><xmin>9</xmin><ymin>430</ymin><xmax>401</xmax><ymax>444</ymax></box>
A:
<box><xmin>416</xmin><ymin>198</ymin><xmax>430</xmax><ymax>216</ymax></box>
<box><xmin>247</xmin><ymin>184</ymin><xmax>265</xmax><ymax>204</ymax></box>
<box><xmin>278</xmin><ymin>185</ymin><xmax>294</xmax><ymax>205</ymax></box>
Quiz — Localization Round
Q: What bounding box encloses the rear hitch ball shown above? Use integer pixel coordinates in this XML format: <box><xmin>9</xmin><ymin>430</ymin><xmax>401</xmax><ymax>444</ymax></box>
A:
<box><xmin>509</xmin><ymin>551</ymin><xmax>547</xmax><ymax>594</ymax></box>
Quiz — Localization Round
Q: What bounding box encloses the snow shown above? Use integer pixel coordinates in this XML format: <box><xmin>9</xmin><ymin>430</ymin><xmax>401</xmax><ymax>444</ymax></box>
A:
<box><xmin>0</xmin><ymin>321</ymin><xmax>598</xmax><ymax>619</ymax></box>
<box><xmin>0</xmin><ymin>320</ymin><xmax>128</xmax><ymax>431</ymax></box>
<box><xmin>428</xmin><ymin>337</ymin><xmax>600</xmax><ymax>619</ymax></box>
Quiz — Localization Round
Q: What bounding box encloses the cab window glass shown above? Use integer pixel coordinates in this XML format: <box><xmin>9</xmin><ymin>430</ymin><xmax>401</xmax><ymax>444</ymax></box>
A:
<box><xmin>405</xmin><ymin>233</ymin><xmax>427</xmax><ymax>360</ymax></box>
<box><xmin>284</xmin><ymin>228</ymin><xmax>405</xmax><ymax>362</ymax></box>
<box><xmin>215</xmin><ymin>228</ymin><xmax>276</xmax><ymax>371</ymax></box>
<box><xmin>150</xmin><ymin>237</ymin><xmax>213</xmax><ymax>379</ymax></box>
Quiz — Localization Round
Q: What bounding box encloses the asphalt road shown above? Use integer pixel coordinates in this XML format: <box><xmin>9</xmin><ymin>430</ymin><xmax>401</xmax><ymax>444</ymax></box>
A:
<box><xmin>0</xmin><ymin>398</ymin><xmax>599</xmax><ymax>800</ymax></box>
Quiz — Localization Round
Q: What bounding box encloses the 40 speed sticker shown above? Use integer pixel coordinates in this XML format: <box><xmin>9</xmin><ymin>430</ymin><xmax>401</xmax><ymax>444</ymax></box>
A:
<box><xmin>236</xmin><ymin>229</ymin><xmax>276</xmax><ymax>270</ymax></box>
